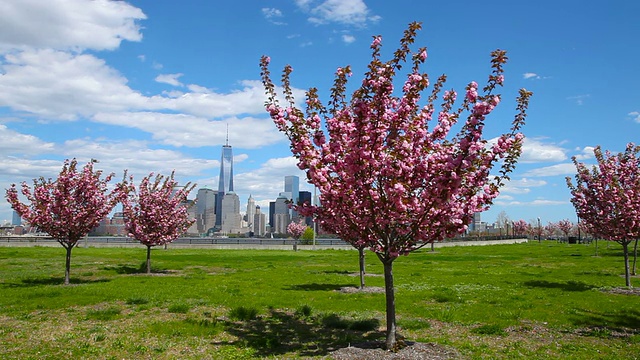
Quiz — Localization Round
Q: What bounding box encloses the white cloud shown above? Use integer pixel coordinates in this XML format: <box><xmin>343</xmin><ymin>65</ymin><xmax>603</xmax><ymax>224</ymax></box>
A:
<box><xmin>518</xmin><ymin>138</ymin><xmax>567</xmax><ymax>163</ymax></box>
<box><xmin>0</xmin><ymin>124</ymin><xmax>55</xmax><ymax>155</ymax></box>
<box><xmin>262</xmin><ymin>7</ymin><xmax>283</xmax><ymax>18</ymax></box>
<box><xmin>155</xmin><ymin>73</ymin><xmax>184</xmax><ymax>87</ymax></box>
<box><xmin>233</xmin><ymin>156</ymin><xmax>310</xmax><ymax>207</ymax></box>
<box><xmin>342</xmin><ymin>34</ymin><xmax>356</xmax><ymax>44</ymax></box>
<box><xmin>59</xmin><ymin>138</ymin><xmax>218</xmax><ymax>179</ymax></box>
<box><xmin>573</xmin><ymin>146</ymin><xmax>595</xmax><ymax>160</ymax></box>
<box><xmin>494</xmin><ymin>198</ymin><xmax>568</xmax><ymax>207</ymax></box>
<box><xmin>523</xmin><ymin>72</ymin><xmax>550</xmax><ymax>80</ymax></box>
<box><xmin>0</xmin><ymin>0</ymin><xmax>145</xmax><ymax>52</ymax></box>
<box><xmin>629</xmin><ymin>111</ymin><xmax>640</xmax><ymax>123</ymax></box>
<box><xmin>0</xmin><ymin>49</ymin><xmax>305</xmax><ymax>139</ymax></box>
<box><xmin>566</xmin><ymin>94</ymin><xmax>590</xmax><ymax>106</ymax></box>
<box><xmin>297</xmin><ymin>0</ymin><xmax>380</xmax><ymax>26</ymax></box>
<box><xmin>522</xmin><ymin>163</ymin><xmax>577</xmax><ymax>177</ymax></box>
<box><xmin>261</xmin><ymin>7</ymin><xmax>286</xmax><ymax>25</ymax></box>
<box><xmin>0</xmin><ymin>49</ymin><xmax>149</xmax><ymax>119</ymax></box>
<box><xmin>91</xmin><ymin>112</ymin><xmax>285</xmax><ymax>149</ymax></box>
<box><xmin>500</xmin><ymin>177</ymin><xmax>547</xmax><ymax>194</ymax></box>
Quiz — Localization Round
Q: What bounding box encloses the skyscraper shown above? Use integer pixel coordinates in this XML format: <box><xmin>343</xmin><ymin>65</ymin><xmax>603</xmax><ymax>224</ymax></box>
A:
<box><xmin>221</xmin><ymin>191</ymin><xmax>241</xmax><ymax>234</ymax></box>
<box><xmin>246</xmin><ymin>195</ymin><xmax>255</xmax><ymax>231</ymax></box>
<box><xmin>216</xmin><ymin>128</ymin><xmax>234</xmax><ymax>227</ymax></box>
<box><xmin>253</xmin><ymin>205</ymin><xmax>267</xmax><ymax>237</ymax></box>
<box><xmin>284</xmin><ymin>175</ymin><xmax>299</xmax><ymax>219</ymax></box>
<box><xmin>299</xmin><ymin>191</ymin><xmax>312</xmax><ymax>226</ymax></box>
<box><xmin>196</xmin><ymin>188</ymin><xmax>216</xmax><ymax>234</ymax></box>
<box><xmin>273</xmin><ymin>194</ymin><xmax>290</xmax><ymax>234</ymax></box>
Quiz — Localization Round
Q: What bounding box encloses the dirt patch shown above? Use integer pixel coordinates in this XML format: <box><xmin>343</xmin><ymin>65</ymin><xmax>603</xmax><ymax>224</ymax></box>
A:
<box><xmin>346</xmin><ymin>272</ymin><xmax>384</xmax><ymax>277</ymax></box>
<box><xmin>604</xmin><ymin>287</ymin><xmax>640</xmax><ymax>296</ymax></box>
<box><xmin>338</xmin><ymin>286</ymin><xmax>385</xmax><ymax>294</ymax></box>
<box><xmin>330</xmin><ymin>341</ymin><xmax>460</xmax><ymax>359</ymax></box>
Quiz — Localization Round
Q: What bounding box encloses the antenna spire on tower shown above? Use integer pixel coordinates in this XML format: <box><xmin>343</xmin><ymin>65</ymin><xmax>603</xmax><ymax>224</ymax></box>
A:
<box><xmin>225</xmin><ymin>123</ymin><xmax>229</xmax><ymax>146</ymax></box>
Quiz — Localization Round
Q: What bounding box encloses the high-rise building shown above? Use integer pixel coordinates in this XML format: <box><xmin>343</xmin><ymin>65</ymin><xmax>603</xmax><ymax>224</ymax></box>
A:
<box><xmin>196</xmin><ymin>188</ymin><xmax>216</xmax><ymax>234</ymax></box>
<box><xmin>253</xmin><ymin>205</ymin><xmax>267</xmax><ymax>237</ymax></box>
<box><xmin>273</xmin><ymin>194</ymin><xmax>290</xmax><ymax>235</ymax></box>
<box><xmin>246</xmin><ymin>195</ymin><xmax>255</xmax><ymax>231</ymax></box>
<box><xmin>269</xmin><ymin>201</ymin><xmax>275</xmax><ymax>229</ymax></box>
<box><xmin>11</xmin><ymin>210</ymin><xmax>21</xmax><ymax>226</ymax></box>
<box><xmin>216</xmin><ymin>130</ymin><xmax>234</xmax><ymax>227</ymax></box>
<box><xmin>221</xmin><ymin>191</ymin><xmax>241</xmax><ymax>234</ymax></box>
<box><xmin>284</xmin><ymin>175</ymin><xmax>299</xmax><ymax>218</ymax></box>
<box><xmin>298</xmin><ymin>191</ymin><xmax>312</xmax><ymax>226</ymax></box>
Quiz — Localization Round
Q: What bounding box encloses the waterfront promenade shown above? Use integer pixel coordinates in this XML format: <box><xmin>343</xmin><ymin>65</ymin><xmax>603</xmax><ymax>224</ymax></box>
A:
<box><xmin>0</xmin><ymin>236</ymin><xmax>528</xmax><ymax>250</ymax></box>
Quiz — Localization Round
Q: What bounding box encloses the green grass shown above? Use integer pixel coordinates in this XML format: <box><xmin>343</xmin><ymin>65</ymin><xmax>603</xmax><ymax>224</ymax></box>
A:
<box><xmin>0</xmin><ymin>242</ymin><xmax>638</xmax><ymax>359</ymax></box>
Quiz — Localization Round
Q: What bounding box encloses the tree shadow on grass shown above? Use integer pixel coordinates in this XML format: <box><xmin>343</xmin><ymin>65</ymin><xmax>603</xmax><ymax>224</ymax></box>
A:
<box><xmin>322</xmin><ymin>269</ymin><xmax>352</xmax><ymax>275</ymax></box>
<box><xmin>220</xmin><ymin>308</ymin><xmax>383</xmax><ymax>357</ymax></box>
<box><xmin>105</xmin><ymin>263</ymin><xmax>171</xmax><ymax>275</ymax></box>
<box><xmin>2</xmin><ymin>277</ymin><xmax>110</xmax><ymax>288</ymax></box>
<box><xmin>523</xmin><ymin>280</ymin><xmax>596</xmax><ymax>292</ymax></box>
<box><xmin>284</xmin><ymin>283</ymin><xmax>356</xmax><ymax>291</ymax></box>
<box><xmin>572</xmin><ymin>308</ymin><xmax>640</xmax><ymax>333</ymax></box>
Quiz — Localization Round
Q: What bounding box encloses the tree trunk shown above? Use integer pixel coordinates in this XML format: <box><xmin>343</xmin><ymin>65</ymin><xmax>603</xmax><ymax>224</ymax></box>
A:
<box><xmin>64</xmin><ymin>243</ymin><xmax>73</xmax><ymax>285</ymax></box>
<box><xmin>146</xmin><ymin>245</ymin><xmax>152</xmax><ymax>274</ymax></box>
<box><xmin>293</xmin><ymin>239</ymin><xmax>298</xmax><ymax>252</ymax></box>
<box><xmin>622</xmin><ymin>241</ymin><xmax>631</xmax><ymax>288</ymax></box>
<box><xmin>382</xmin><ymin>258</ymin><xmax>397</xmax><ymax>351</ymax></box>
<box><xmin>632</xmin><ymin>239</ymin><xmax>638</xmax><ymax>276</ymax></box>
<box><xmin>358</xmin><ymin>247</ymin><xmax>366</xmax><ymax>289</ymax></box>
<box><xmin>594</xmin><ymin>238</ymin><xmax>598</xmax><ymax>257</ymax></box>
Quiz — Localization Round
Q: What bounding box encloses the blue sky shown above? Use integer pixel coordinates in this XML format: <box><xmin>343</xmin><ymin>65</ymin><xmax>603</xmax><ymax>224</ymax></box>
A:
<box><xmin>0</xmin><ymin>0</ymin><xmax>638</xmax><ymax>227</ymax></box>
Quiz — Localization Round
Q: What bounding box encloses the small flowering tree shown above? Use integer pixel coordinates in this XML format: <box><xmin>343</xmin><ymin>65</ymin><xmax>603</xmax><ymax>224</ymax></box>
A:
<box><xmin>543</xmin><ymin>222</ymin><xmax>559</xmax><ymax>240</ymax></box>
<box><xmin>567</xmin><ymin>143</ymin><xmax>640</xmax><ymax>288</ymax></box>
<box><xmin>119</xmin><ymin>172</ymin><xmax>195</xmax><ymax>274</ymax></box>
<box><xmin>287</xmin><ymin>219</ymin><xmax>307</xmax><ymax>252</ymax></box>
<box><xmin>261</xmin><ymin>22</ymin><xmax>531</xmax><ymax>349</ymax></box>
<box><xmin>512</xmin><ymin>219</ymin><xmax>529</xmax><ymax>237</ymax></box>
<box><xmin>557</xmin><ymin>219</ymin><xmax>574</xmax><ymax>241</ymax></box>
<box><xmin>5</xmin><ymin>159</ymin><xmax>118</xmax><ymax>285</ymax></box>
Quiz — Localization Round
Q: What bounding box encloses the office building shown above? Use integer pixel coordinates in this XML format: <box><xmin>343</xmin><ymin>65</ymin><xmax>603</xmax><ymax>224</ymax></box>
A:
<box><xmin>253</xmin><ymin>205</ymin><xmax>267</xmax><ymax>237</ymax></box>
<box><xmin>196</xmin><ymin>188</ymin><xmax>216</xmax><ymax>234</ymax></box>
<box><xmin>246</xmin><ymin>194</ymin><xmax>255</xmax><ymax>232</ymax></box>
<box><xmin>11</xmin><ymin>210</ymin><xmax>21</xmax><ymax>226</ymax></box>
<box><xmin>221</xmin><ymin>191</ymin><xmax>241</xmax><ymax>234</ymax></box>
<box><xmin>273</xmin><ymin>194</ymin><xmax>290</xmax><ymax>234</ymax></box>
<box><xmin>216</xmin><ymin>131</ymin><xmax>234</xmax><ymax>228</ymax></box>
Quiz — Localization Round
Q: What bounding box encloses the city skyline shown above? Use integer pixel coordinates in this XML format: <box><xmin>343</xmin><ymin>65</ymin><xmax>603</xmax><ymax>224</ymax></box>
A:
<box><xmin>1</xmin><ymin>1</ymin><xmax>639</xmax><ymax>226</ymax></box>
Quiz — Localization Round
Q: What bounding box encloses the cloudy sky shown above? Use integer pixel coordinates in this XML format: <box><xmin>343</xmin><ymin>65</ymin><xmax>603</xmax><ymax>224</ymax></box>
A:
<box><xmin>1</xmin><ymin>0</ymin><xmax>638</xmax><ymax>226</ymax></box>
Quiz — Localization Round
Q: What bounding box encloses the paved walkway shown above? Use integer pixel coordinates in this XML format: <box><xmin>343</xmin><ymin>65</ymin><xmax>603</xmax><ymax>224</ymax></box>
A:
<box><xmin>0</xmin><ymin>237</ymin><xmax>528</xmax><ymax>250</ymax></box>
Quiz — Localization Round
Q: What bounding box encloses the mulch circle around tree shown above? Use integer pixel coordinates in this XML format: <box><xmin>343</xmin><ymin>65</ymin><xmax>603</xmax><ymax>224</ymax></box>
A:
<box><xmin>606</xmin><ymin>287</ymin><xmax>640</xmax><ymax>296</ymax></box>
<box><xmin>330</xmin><ymin>341</ymin><xmax>460</xmax><ymax>360</ymax></box>
<box><xmin>337</xmin><ymin>286</ymin><xmax>385</xmax><ymax>294</ymax></box>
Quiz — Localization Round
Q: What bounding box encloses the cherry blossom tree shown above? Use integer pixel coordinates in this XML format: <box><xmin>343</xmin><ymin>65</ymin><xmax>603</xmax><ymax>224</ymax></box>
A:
<box><xmin>261</xmin><ymin>22</ymin><xmax>531</xmax><ymax>349</ymax></box>
<box><xmin>118</xmin><ymin>172</ymin><xmax>196</xmax><ymax>274</ymax></box>
<box><xmin>5</xmin><ymin>159</ymin><xmax>118</xmax><ymax>285</ymax></box>
<box><xmin>543</xmin><ymin>222</ymin><xmax>559</xmax><ymax>240</ymax></box>
<box><xmin>567</xmin><ymin>143</ymin><xmax>640</xmax><ymax>288</ymax></box>
<box><xmin>557</xmin><ymin>219</ymin><xmax>574</xmax><ymax>241</ymax></box>
<box><xmin>287</xmin><ymin>219</ymin><xmax>307</xmax><ymax>252</ymax></box>
<box><xmin>512</xmin><ymin>219</ymin><xmax>529</xmax><ymax>237</ymax></box>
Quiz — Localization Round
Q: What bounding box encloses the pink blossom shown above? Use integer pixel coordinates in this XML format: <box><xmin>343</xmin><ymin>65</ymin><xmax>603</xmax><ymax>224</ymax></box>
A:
<box><xmin>259</xmin><ymin>22</ymin><xmax>532</xmax><ymax>349</ymax></box>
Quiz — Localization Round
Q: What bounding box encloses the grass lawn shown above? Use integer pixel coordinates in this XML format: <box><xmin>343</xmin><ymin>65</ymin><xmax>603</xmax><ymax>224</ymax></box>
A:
<box><xmin>0</xmin><ymin>241</ymin><xmax>638</xmax><ymax>359</ymax></box>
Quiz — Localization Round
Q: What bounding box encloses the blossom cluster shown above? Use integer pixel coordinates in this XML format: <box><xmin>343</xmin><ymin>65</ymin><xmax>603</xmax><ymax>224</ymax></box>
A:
<box><xmin>118</xmin><ymin>172</ymin><xmax>196</xmax><ymax>248</ymax></box>
<box><xmin>5</xmin><ymin>159</ymin><xmax>118</xmax><ymax>246</ymax></box>
<box><xmin>261</xmin><ymin>21</ymin><xmax>531</xmax><ymax>261</ymax></box>
<box><xmin>567</xmin><ymin>143</ymin><xmax>640</xmax><ymax>243</ymax></box>
<box><xmin>287</xmin><ymin>219</ymin><xmax>307</xmax><ymax>240</ymax></box>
